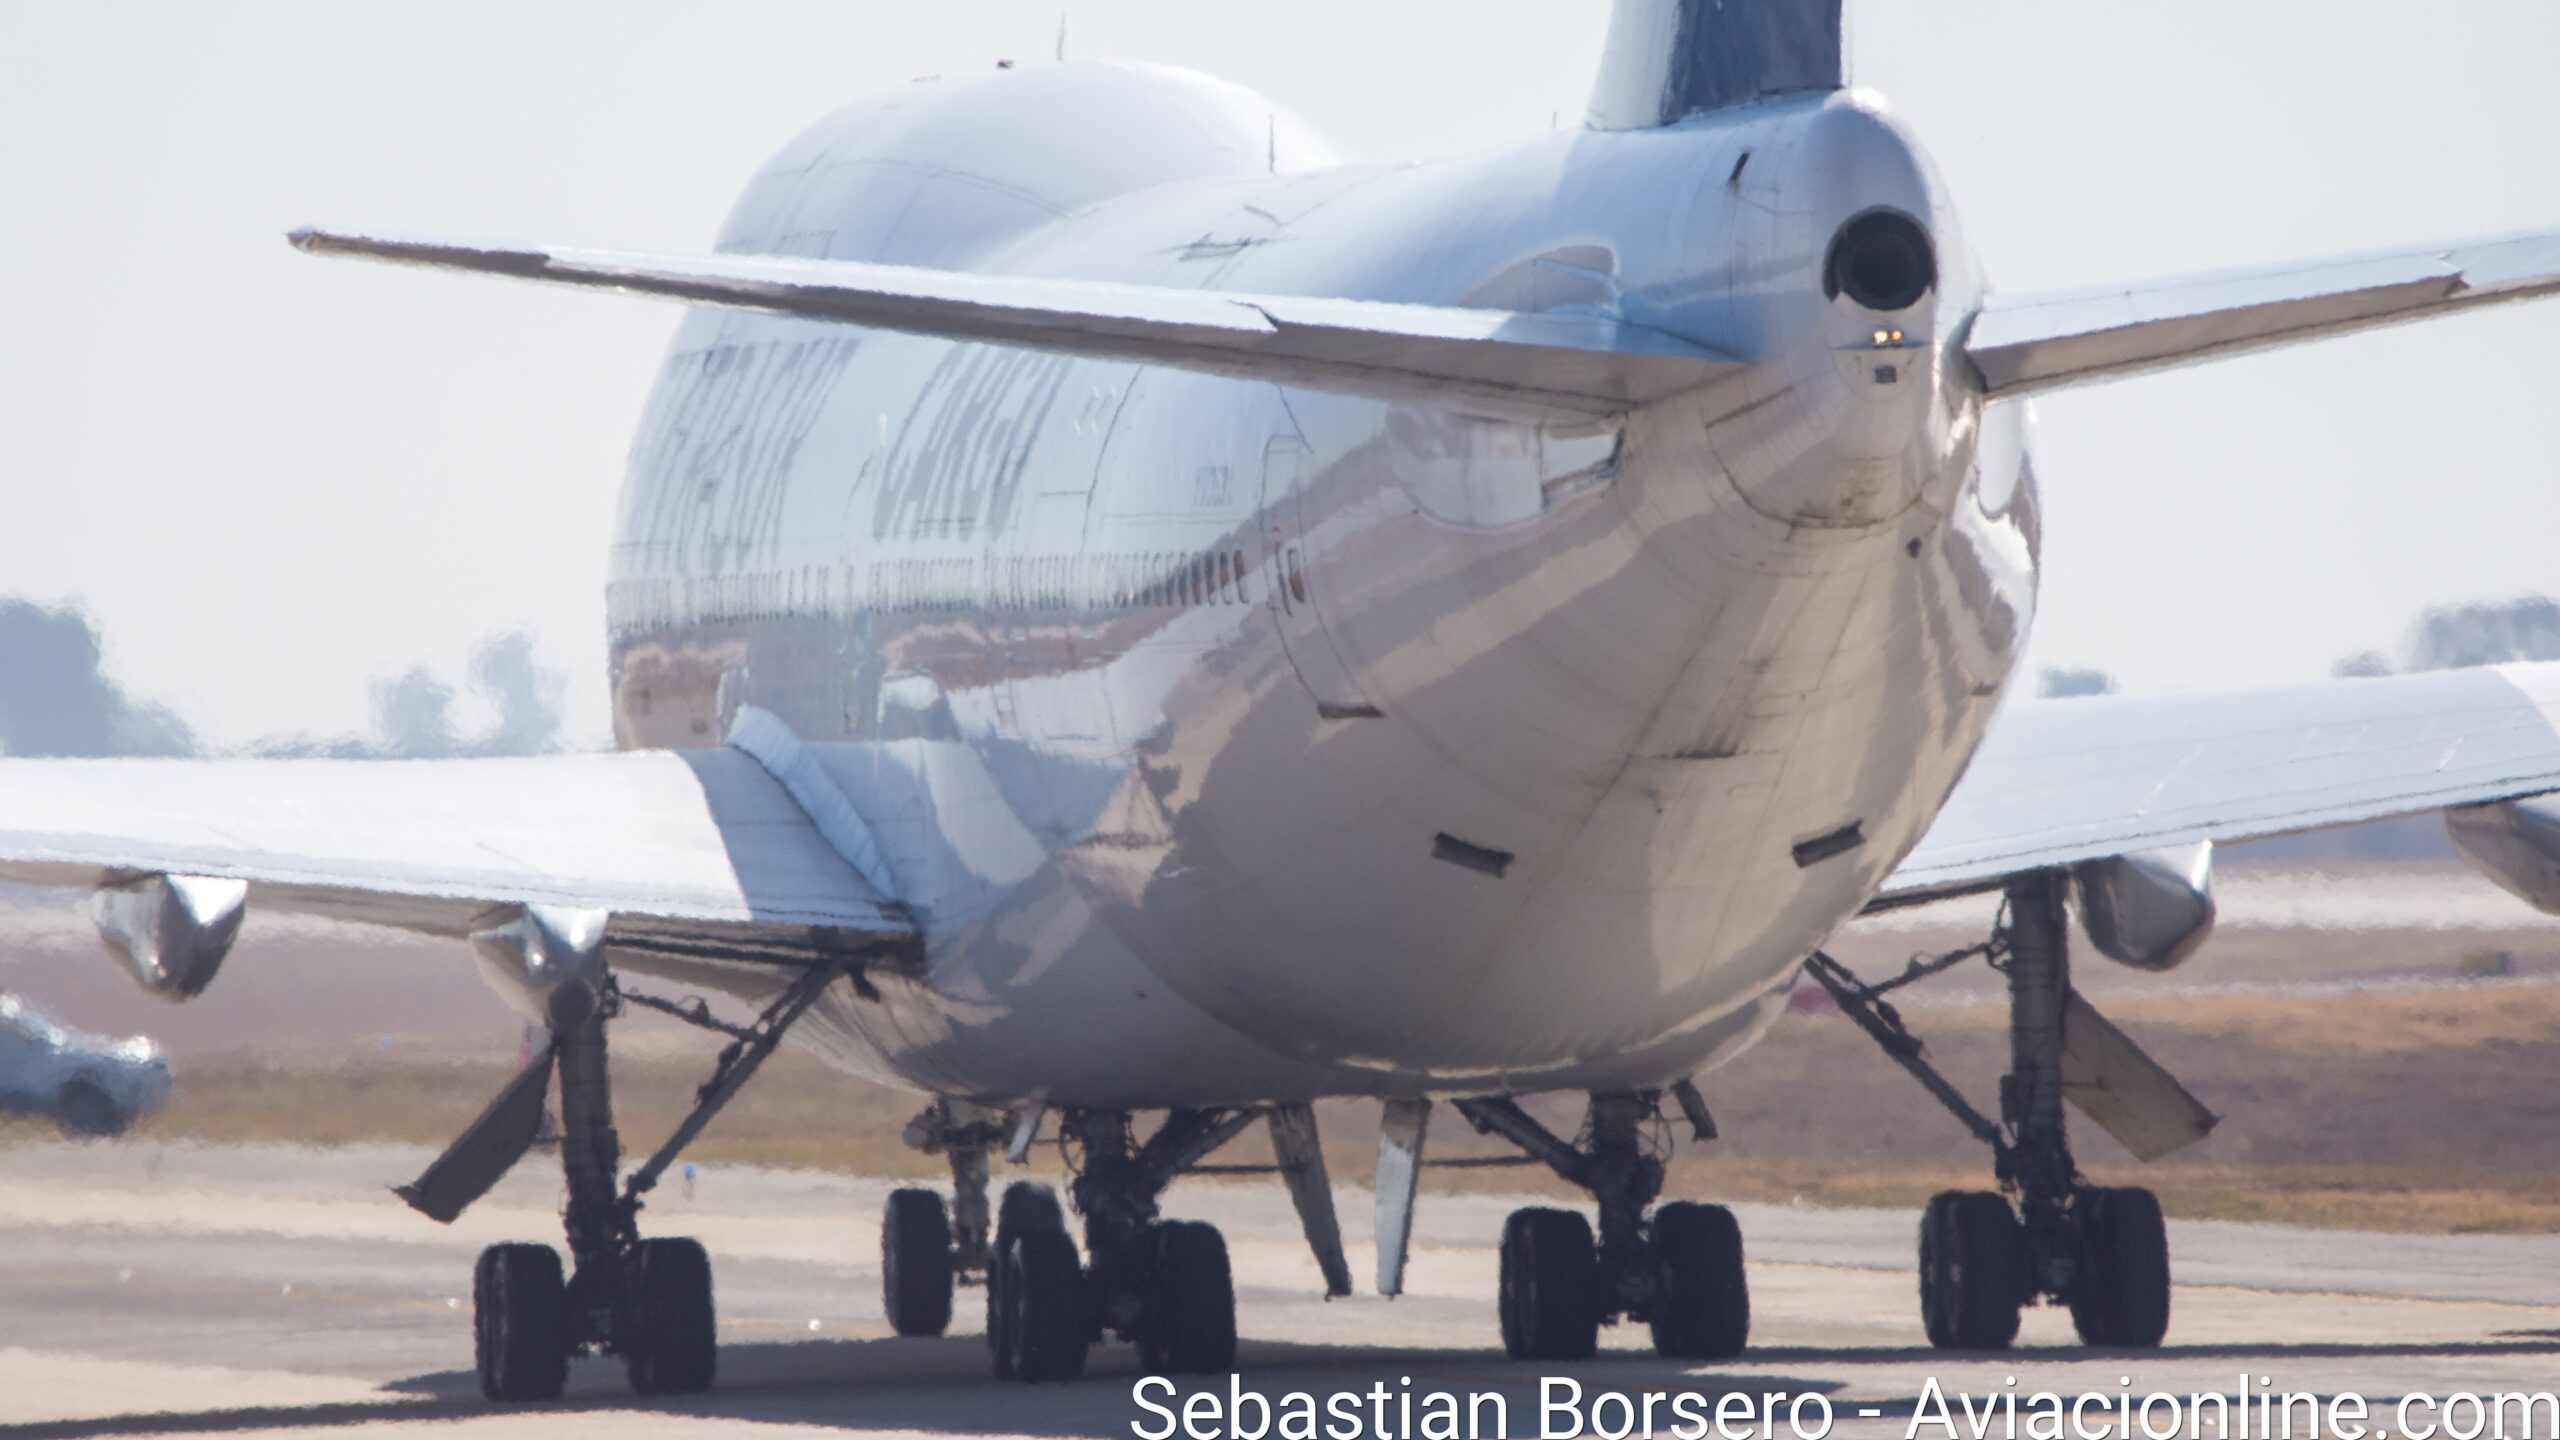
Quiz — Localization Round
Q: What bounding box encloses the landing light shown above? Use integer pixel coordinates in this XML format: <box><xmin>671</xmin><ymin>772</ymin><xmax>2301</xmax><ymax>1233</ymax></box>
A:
<box><xmin>1871</xmin><ymin>329</ymin><xmax>1905</xmax><ymax>347</ymax></box>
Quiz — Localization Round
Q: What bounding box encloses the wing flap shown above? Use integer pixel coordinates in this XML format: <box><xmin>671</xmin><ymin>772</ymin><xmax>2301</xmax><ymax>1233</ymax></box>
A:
<box><xmin>289</xmin><ymin>228</ymin><xmax>1743</xmax><ymax>425</ymax></box>
<box><xmin>1966</xmin><ymin>229</ymin><xmax>2560</xmax><ymax>399</ymax></box>
<box><xmin>1881</xmin><ymin>662</ymin><xmax>2560</xmax><ymax>904</ymax></box>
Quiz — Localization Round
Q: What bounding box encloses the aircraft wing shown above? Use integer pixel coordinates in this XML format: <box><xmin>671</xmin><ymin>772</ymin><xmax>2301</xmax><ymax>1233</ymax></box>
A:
<box><xmin>1878</xmin><ymin>662</ymin><xmax>2560</xmax><ymax>906</ymax></box>
<box><xmin>1966</xmin><ymin>228</ymin><xmax>2560</xmax><ymax>400</ymax></box>
<box><xmin>287</xmin><ymin>228</ymin><xmax>1742</xmax><ymax>426</ymax></box>
<box><xmin>0</xmin><ymin>745</ymin><xmax>915</xmax><ymax>950</ymax></box>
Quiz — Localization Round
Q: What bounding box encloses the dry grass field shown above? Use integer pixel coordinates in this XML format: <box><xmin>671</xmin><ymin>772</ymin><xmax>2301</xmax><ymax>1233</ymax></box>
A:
<box><xmin>29</xmin><ymin>969</ymin><xmax>2554</xmax><ymax>1236</ymax></box>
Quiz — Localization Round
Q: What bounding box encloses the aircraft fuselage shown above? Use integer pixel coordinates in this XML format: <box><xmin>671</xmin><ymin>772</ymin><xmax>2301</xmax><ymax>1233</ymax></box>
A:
<box><xmin>602</xmin><ymin>62</ymin><xmax>2036</xmax><ymax>1107</ymax></box>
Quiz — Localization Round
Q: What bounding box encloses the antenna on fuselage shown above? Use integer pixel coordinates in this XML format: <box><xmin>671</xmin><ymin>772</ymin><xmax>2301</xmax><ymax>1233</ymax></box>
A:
<box><xmin>1056</xmin><ymin>12</ymin><xmax>1067</xmax><ymax>62</ymax></box>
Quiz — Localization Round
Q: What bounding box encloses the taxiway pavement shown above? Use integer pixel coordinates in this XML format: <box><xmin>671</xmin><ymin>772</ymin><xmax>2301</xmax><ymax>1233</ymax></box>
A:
<box><xmin>6</xmin><ymin>1140</ymin><xmax>2560</xmax><ymax>1438</ymax></box>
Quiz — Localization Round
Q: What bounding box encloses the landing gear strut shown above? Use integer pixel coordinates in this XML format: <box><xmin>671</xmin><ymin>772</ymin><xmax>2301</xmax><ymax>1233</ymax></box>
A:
<box><xmin>414</xmin><ymin>928</ymin><xmax>857</xmax><ymax>1403</ymax></box>
<box><xmin>981</xmin><ymin>1106</ymin><xmax>1259</xmax><ymax>1382</ymax></box>
<box><xmin>1810</xmin><ymin>870</ymin><xmax>2172</xmax><ymax>1350</ymax></box>
<box><xmin>1454</xmin><ymin>1088</ymin><xmax>1748</xmax><ymax>1362</ymax></box>
<box><xmin>471</xmin><ymin>998</ymin><xmax>717</xmax><ymax>1400</ymax></box>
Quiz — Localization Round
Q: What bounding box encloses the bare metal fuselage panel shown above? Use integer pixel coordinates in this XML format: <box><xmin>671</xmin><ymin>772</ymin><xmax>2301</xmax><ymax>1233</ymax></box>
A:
<box><xmin>599</xmin><ymin>64</ymin><xmax>2028</xmax><ymax>1107</ymax></box>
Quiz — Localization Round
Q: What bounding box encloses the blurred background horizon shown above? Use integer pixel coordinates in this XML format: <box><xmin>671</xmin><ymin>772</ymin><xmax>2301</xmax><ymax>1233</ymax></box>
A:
<box><xmin>2</xmin><ymin>0</ymin><xmax>2557</xmax><ymax>751</ymax></box>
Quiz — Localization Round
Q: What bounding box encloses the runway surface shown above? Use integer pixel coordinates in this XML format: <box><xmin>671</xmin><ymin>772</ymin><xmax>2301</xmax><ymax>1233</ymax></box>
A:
<box><xmin>7</xmin><ymin>1140</ymin><xmax>2560</xmax><ymax>1439</ymax></box>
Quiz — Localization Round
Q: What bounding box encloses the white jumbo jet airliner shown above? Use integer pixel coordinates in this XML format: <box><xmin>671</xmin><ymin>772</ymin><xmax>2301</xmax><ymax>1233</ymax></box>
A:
<box><xmin>13</xmin><ymin>0</ymin><xmax>2560</xmax><ymax>1401</ymax></box>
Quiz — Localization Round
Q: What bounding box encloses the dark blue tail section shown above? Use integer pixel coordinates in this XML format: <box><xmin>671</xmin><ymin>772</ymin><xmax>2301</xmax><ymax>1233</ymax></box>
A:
<box><xmin>1588</xmin><ymin>0</ymin><xmax>1846</xmax><ymax>129</ymax></box>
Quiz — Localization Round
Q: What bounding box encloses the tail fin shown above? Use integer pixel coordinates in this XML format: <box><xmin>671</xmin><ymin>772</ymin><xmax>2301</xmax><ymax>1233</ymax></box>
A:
<box><xmin>1588</xmin><ymin>0</ymin><xmax>1846</xmax><ymax>129</ymax></box>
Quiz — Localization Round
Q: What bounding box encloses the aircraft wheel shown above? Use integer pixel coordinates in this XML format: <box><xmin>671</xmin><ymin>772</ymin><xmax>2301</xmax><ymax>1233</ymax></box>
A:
<box><xmin>882</xmin><ymin>1187</ymin><xmax>955</xmax><ymax>1337</ymax></box>
<box><xmin>1648</xmin><ymin>1201</ymin><xmax>1750</xmax><ymax>1360</ymax></box>
<box><xmin>1138</xmin><ymin>1220</ymin><xmax>1236</xmax><ymax>1375</ymax></box>
<box><xmin>1498</xmin><ymin>1206</ymin><xmax>1600</xmax><ymax>1362</ymax></box>
<box><xmin>996</xmin><ymin>1228</ymin><xmax>1089</xmax><ymax>1383</ymax></box>
<box><xmin>1919</xmin><ymin>1190</ymin><xmax>2025</xmax><ymax>1350</ymax></box>
<box><xmin>987</xmin><ymin>1181</ymin><xmax>1066</xmax><ymax>1378</ymax></box>
<box><xmin>472</xmin><ymin>1242</ymin><xmax>567</xmax><ymax>1402</ymax></box>
<box><xmin>625</xmin><ymin>1236</ymin><xmax>718</xmax><ymax>1395</ymax></box>
<box><xmin>2069</xmin><ymin>1187</ymin><xmax>2170</xmax><ymax>1348</ymax></box>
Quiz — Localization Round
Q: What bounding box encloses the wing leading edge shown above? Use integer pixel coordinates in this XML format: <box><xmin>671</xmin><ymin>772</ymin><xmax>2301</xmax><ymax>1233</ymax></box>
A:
<box><xmin>1881</xmin><ymin>661</ymin><xmax>2560</xmax><ymax>906</ymax></box>
<box><xmin>288</xmin><ymin>228</ymin><xmax>1743</xmax><ymax>426</ymax></box>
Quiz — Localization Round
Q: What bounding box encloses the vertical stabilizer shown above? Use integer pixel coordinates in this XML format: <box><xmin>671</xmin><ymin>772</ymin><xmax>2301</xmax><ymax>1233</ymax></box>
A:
<box><xmin>1588</xmin><ymin>0</ymin><xmax>1846</xmax><ymax>129</ymax></box>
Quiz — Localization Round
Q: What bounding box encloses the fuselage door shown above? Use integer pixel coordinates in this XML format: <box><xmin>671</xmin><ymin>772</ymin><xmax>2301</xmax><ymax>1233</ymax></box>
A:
<box><xmin>1260</xmin><ymin>436</ymin><xmax>1380</xmax><ymax>719</ymax></box>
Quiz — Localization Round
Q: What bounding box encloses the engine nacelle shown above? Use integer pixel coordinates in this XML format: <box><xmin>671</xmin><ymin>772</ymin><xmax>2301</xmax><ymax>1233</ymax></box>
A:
<box><xmin>2071</xmin><ymin>841</ymin><xmax>2215</xmax><ymax>972</ymax></box>
<box><xmin>91</xmin><ymin>873</ymin><xmax>249</xmax><ymax>1001</ymax></box>
<box><xmin>2446</xmin><ymin>794</ymin><xmax>2560</xmax><ymax>915</ymax></box>
<box><xmin>470</xmin><ymin>905</ymin><xmax>611</xmax><ymax>1028</ymax></box>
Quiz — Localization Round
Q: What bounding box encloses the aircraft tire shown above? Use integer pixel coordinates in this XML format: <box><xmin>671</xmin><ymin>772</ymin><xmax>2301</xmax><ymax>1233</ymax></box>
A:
<box><xmin>882</xmin><ymin>1187</ymin><xmax>955</xmax><ymax>1337</ymax></box>
<box><xmin>1137</xmin><ymin>1220</ymin><xmax>1236</xmax><ymax>1374</ymax></box>
<box><xmin>996</xmin><ymin>1228</ymin><xmax>1089</xmax><ymax>1382</ymax></box>
<box><xmin>472</xmin><ymin>1242</ymin><xmax>568</xmax><ymax>1402</ymax></box>
<box><xmin>1648</xmin><ymin>1201</ymin><xmax>1750</xmax><ymax>1360</ymax></box>
<box><xmin>625</xmin><ymin>1236</ymin><xmax>718</xmax><ymax>1395</ymax></box>
<box><xmin>1918</xmin><ymin>1190</ymin><xmax>2025</xmax><ymax>1350</ymax></box>
<box><xmin>1498</xmin><ymin>1206</ymin><xmax>1601</xmax><ymax>1362</ymax></box>
<box><xmin>988</xmin><ymin>1181</ymin><xmax>1066</xmax><ymax>1378</ymax></box>
<box><xmin>2068</xmin><ymin>1187</ymin><xmax>2170</xmax><ymax>1348</ymax></box>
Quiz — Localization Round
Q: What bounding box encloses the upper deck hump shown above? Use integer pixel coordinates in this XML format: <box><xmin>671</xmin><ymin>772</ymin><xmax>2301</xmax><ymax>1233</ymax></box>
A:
<box><xmin>713</xmin><ymin>61</ymin><xmax>1341</xmax><ymax>271</ymax></box>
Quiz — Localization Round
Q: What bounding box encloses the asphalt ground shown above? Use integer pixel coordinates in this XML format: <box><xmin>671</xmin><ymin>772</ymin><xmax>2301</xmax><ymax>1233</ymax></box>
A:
<box><xmin>7</xmin><ymin>1140</ymin><xmax>2560</xmax><ymax>1439</ymax></box>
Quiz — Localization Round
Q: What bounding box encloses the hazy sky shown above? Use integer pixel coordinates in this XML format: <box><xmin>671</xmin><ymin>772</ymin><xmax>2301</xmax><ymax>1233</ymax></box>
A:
<box><xmin>3</xmin><ymin>1</ymin><xmax>2555</xmax><ymax>747</ymax></box>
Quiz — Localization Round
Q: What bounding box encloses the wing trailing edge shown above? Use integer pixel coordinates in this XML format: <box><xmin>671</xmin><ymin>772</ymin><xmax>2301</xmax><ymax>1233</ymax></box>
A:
<box><xmin>1966</xmin><ymin>228</ymin><xmax>2560</xmax><ymax>400</ymax></box>
<box><xmin>288</xmin><ymin>227</ymin><xmax>1742</xmax><ymax>425</ymax></box>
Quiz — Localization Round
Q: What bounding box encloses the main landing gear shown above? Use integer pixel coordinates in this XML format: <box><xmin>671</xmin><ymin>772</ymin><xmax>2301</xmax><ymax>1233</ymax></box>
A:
<box><xmin>1453</xmin><ymin>1088</ymin><xmax>1749</xmax><ymax>1363</ymax></box>
<box><xmin>1809</xmin><ymin>870</ymin><xmax>2175</xmax><ymax>1350</ymax></box>
<box><xmin>399</xmin><ymin>914</ymin><xmax>861</xmax><ymax>1403</ymax></box>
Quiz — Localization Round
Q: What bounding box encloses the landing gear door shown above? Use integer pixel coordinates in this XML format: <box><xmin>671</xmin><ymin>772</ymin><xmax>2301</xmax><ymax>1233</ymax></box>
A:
<box><xmin>1260</xmin><ymin>436</ymin><xmax>1379</xmax><ymax>719</ymax></box>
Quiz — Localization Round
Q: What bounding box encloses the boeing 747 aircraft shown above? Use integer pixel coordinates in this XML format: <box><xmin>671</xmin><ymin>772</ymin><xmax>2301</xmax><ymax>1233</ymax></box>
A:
<box><xmin>11</xmin><ymin>0</ymin><xmax>2560</xmax><ymax>1400</ymax></box>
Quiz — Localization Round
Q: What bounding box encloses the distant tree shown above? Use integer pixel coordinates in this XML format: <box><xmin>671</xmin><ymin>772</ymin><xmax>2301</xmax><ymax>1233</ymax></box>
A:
<box><xmin>2038</xmin><ymin>666</ymin><xmax>2118</xmax><ymax>699</ymax></box>
<box><xmin>2332</xmin><ymin>651</ymin><xmax>2396</xmax><ymax>679</ymax></box>
<box><xmin>257</xmin><ymin>630</ymin><xmax>569</xmax><ymax>758</ymax></box>
<box><xmin>468</xmin><ymin>631</ymin><xmax>566</xmax><ymax>756</ymax></box>
<box><xmin>2402</xmin><ymin>597</ymin><xmax>2560</xmax><ymax>672</ymax></box>
<box><xmin>0</xmin><ymin>600</ymin><xmax>194</xmax><ymax>758</ymax></box>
